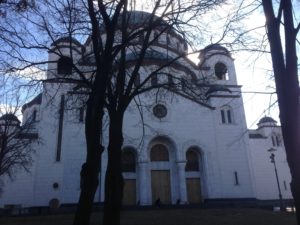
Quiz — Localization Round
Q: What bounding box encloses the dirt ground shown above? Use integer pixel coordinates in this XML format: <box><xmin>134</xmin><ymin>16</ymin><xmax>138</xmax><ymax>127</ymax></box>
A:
<box><xmin>0</xmin><ymin>208</ymin><xmax>297</xmax><ymax>225</ymax></box>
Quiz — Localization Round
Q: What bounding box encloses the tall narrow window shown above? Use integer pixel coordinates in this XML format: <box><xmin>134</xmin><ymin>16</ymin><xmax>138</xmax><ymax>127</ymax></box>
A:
<box><xmin>234</xmin><ymin>171</ymin><xmax>239</xmax><ymax>185</ymax></box>
<box><xmin>276</xmin><ymin>136</ymin><xmax>281</xmax><ymax>146</ymax></box>
<box><xmin>220</xmin><ymin>106</ymin><xmax>233</xmax><ymax>124</ymax></box>
<box><xmin>134</xmin><ymin>73</ymin><xmax>140</xmax><ymax>87</ymax></box>
<box><xmin>151</xmin><ymin>74</ymin><xmax>158</xmax><ymax>86</ymax></box>
<box><xmin>153</xmin><ymin>31</ymin><xmax>159</xmax><ymax>44</ymax></box>
<box><xmin>221</xmin><ymin>110</ymin><xmax>226</xmax><ymax>123</ymax></box>
<box><xmin>271</xmin><ymin>134</ymin><xmax>281</xmax><ymax>147</ymax></box>
<box><xmin>79</xmin><ymin>107</ymin><xmax>84</xmax><ymax>122</ymax></box>
<box><xmin>56</xmin><ymin>95</ymin><xmax>65</xmax><ymax>162</ymax></box>
<box><xmin>283</xmin><ymin>180</ymin><xmax>287</xmax><ymax>190</ymax></box>
<box><xmin>168</xmin><ymin>74</ymin><xmax>174</xmax><ymax>88</ymax></box>
<box><xmin>181</xmin><ymin>78</ymin><xmax>186</xmax><ymax>92</ymax></box>
<box><xmin>32</xmin><ymin>110</ymin><xmax>37</xmax><ymax>121</ymax></box>
<box><xmin>227</xmin><ymin>110</ymin><xmax>232</xmax><ymax>123</ymax></box>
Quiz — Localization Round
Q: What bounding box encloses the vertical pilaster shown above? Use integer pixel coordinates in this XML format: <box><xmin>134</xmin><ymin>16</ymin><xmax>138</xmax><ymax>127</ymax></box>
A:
<box><xmin>138</xmin><ymin>161</ymin><xmax>148</xmax><ymax>205</ymax></box>
<box><xmin>177</xmin><ymin>161</ymin><xmax>187</xmax><ymax>204</ymax></box>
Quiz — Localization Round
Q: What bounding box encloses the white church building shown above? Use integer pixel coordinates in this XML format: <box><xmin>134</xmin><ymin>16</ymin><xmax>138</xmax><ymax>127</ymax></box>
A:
<box><xmin>0</xmin><ymin>11</ymin><xmax>293</xmax><ymax>209</ymax></box>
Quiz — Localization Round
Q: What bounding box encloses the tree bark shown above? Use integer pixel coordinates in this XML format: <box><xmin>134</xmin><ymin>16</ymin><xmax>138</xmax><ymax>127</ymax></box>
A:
<box><xmin>103</xmin><ymin>111</ymin><xmax>124</xmax><ymax>225</ymax></box>
<box><xmin>73</xmin><ymin>96</ymin><xmax>104</xmax><ymax>225</ymax></box>
<box><xmin>262</xmin><ymin>0</ymin><xmax>300</xmax><ymax>223</ymax></box>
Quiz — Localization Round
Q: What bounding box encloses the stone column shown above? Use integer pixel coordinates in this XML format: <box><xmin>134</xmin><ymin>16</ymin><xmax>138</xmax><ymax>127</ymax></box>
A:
<box><xmin>138</xmin><ymin>161</ymin><xmax>148</xmax><ymax>205</ymax></box>
<box><xmin>177</xmin><ymin>161</ymin><xmax>188</xmax><ymax>204</ymax></box>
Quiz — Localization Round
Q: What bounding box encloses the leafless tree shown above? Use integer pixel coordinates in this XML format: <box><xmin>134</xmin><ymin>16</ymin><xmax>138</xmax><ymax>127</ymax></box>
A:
<box><xmin>1</xmin><ymin>1</ymin><xmax>226</xmax><ymax>224</ymax></box>
<box><xmin>260</xmin><ymin>0</ymin><xmax>300</xmax><ymax>223</ymax></box>
<box><xmin>0</xmin><ymin>99</ymin><xmax>38</xmax><ymax>195</ymax></box>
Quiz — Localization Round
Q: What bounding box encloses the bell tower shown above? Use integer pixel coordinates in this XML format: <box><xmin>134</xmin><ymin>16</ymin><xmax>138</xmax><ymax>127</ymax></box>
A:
<box><xmin>199</xmin><ymin>44</ymin><xmax>237</xmax><ymax>85</ymax></box>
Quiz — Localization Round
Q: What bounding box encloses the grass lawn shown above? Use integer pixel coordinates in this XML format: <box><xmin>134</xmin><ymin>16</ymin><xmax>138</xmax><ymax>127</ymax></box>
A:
<box><xmin>0</xmin><ymin>208</ymin><xmax>297</xmax><ymax>225</ymax></box>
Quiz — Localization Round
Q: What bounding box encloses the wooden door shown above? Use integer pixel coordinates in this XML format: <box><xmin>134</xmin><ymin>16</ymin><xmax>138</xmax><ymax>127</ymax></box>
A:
<box><xmin>151</xmin><ymin>170</ymin><xmax>171</xmax><ymax>204</ymax></box>
<box><xmin>123</xmin><ymin>179</ymin><xmax>136</xmax><ymax>205</ymax></box>
<box><xmin>186</xmin><ymin>178</ymin><xmax>202</xmax><ymax>203</ymax></box>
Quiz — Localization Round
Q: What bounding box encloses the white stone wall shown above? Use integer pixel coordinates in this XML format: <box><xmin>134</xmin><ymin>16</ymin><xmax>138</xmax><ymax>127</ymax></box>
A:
<box><xmin>1</xmin><ymin>33</ymin><xmax>291</xmax><ymax>208</ymax></box>
<box><xmin>248</xmin><ymin>126</ymin><xmax>293</xmax><ymax>200</ymax></box>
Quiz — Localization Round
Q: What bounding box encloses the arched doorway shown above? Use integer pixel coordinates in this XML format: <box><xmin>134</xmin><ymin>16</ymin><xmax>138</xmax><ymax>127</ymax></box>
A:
<box><xmin>185</xmin><ymin>148</ymin><xmax>203</xmax><ymax>203</ymax></box>
<box><xmin>122</xmin><ymin>147</ymin><xmax>137</xmax><ymax>205</ymax></box>
<box><xmin>150</xmin><ymin>144</ymin><xmax>171</xmax><ymax>204</ymax></box>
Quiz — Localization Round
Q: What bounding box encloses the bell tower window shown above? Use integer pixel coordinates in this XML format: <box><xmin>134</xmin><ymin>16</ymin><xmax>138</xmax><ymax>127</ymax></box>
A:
<box><xmin>220</xmin><ymin>105</ymin><xmax>233</xmax><ymax>124</ymax></box>
<box><xmin>214</xmin><ymin>62</ymin><xmax>228</xmax><ymax>80</ymax></box>
<box><xmin>57</xmin><ymin>56</ymin><xmax>73</xmax><ymax>75</ymax></box>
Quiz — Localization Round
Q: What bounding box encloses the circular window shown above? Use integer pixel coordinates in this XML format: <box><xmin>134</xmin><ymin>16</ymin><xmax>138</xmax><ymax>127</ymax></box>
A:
<box><xmin>153</xmin><ymin>104</ymin><xmax>167</xmax><ymax>118</ymax></box>
<box><xmin>53</xmin><ymin>182</ymin><xmax>59</xmax><ymax>189</ymax></box>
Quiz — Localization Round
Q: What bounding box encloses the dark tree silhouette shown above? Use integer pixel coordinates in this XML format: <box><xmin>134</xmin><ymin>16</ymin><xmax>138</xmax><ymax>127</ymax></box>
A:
<box><xmin>0</xmin><ymin>1</ymin><xmax>225</xmax><ymax>224</ymax></box>
<box><xmin>0</xmin><ymin>109</ymin><xmax>37</xmax><ymax>194</ymax></box>
<box><xmin>261</xmin><ymin>0</ymin><xmax>300</xmax><ymax>223</ymax></box>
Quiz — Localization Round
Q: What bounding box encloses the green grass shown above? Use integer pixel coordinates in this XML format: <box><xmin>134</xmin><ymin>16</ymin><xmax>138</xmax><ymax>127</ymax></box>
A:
<box><xmin>0</xmin><ymin>208</ymin><xmax>297</xmax><ymax>225</ymax></box>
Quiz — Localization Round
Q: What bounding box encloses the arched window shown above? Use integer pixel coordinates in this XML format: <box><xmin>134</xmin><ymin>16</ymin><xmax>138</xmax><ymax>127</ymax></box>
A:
<box><xmin>214</xmin><ymin>62</ymin><xmax>228</xmax><ymax>80</ymax></box>
<box><xmin>122</xmin><ymin>148</ymin><xmax>136</xmax><ymax>172</ymax></box>
<box><xmin>57</xmin><ymin>56</ymin><xmax>73</xmax><ymax>75</ymax></box>
<box><xmin>220</xmin><ymin>105</ymin><xmax>233</xmax><ymax>124</ymax></box>
<box><xmin>79</xmin><ymin>107</ymin><xmax>84</xmax><ymax>122</ymax></box>
<box><xmin>185</xmin><ymin>150</ymin><xmax>200</xmax><ymax>171</ymax></box>
<box><xmin>153</xmin><ymin>31</ymin><xmax>159</xmax><ymax>44</ymax></box>
<box><xmin>168</xmin><ymin>74</ymin><xmax>174</xmax><ymax>88</ymax></box>
<box><xmin>151</xmin><ymin>74</ymin><xmax>158</xmax><ymax>86</ymax></box>
<box><xmin>32</xmin><ymin>109</ymin><xmax>37</xmax><ymax>121</ymax></box>
<box><xmin>150</xmin><ymin>144</ymin><xmax>169</xmax><ymax>161</ymax></box>
<box><xmin>181</xmin><ymin>78</ymin><xmax>187</xmax><ymax>92</ymax></box>
<box><xmin>134</xmin><ymin>73</ymin><xmax>140</xmax><ymax>87</ymax></box>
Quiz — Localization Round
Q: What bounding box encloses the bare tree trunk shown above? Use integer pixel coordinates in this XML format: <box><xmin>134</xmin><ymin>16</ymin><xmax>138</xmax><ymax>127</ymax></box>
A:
<box><xmin>262</xmin><ymin>0</ymin><xmax>300</xmax><ymax>223</ymax></box>
<box><xmin>73</xmin><ymin>96</ymin><xmax>104</xmax><ymax>225</ymax></box>
<box><xmin>103</xmin><ymin>111</ymin><xmax>124</xmax><ymax>225</ymax></box>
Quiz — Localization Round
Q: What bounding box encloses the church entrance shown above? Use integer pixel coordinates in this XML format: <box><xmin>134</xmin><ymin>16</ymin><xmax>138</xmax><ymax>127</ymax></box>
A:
<box><xmin>123</xmin><ymin>179</ymin><xmax>136</xmax><ymax>205</ymax></box>
<box><xmin>150</xmin><ymin>143</ymin><xmax>172</xmax><ymax>205</ymax></box>
<box><xmin>121</xmin><ymin>147</ymin><xmax>137</xmax><ymax>205</ymax></box>
<box><xmin>186</xmin><ymin>178</ymin><xmax>202</xmax><ymax>203</ymax></box>
<box><xmin>151</xmin><ymin>170</ymin><xmax>171</xmax><ymax>204</ymax></box>
<box><xmin>185</xmin><ymin>147</ymin><xmax>204</xmax><ymax>204</ymax></box>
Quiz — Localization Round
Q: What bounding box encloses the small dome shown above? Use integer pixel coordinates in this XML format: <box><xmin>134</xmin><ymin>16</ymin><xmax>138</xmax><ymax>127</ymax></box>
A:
<box><xmin>258</xmin><ymin>116</ymin><xmax>277</xmax><ymax>125</ymax></box>
<box><xmin>51</xmin><ymin>37</ymin><xmax>83</xmax><ymax>48</ymax></box>
<box><xmin>203</xmin><ymin>44</ymin><xmax>229</xmax><ymax>53</ymax></box>
<box><xmin>199</xmin><ymin>44</ymin><xmax>231</xmax><ymax>61</ymax></box>
<box><xmin>0</xmin><ymin>113</ymin><xmax>21</xmax><ymax>124</ymax></box>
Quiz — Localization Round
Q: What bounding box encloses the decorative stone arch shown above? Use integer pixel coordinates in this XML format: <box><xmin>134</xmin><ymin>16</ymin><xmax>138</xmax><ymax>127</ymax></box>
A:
<box><xmin>147</xmin><ymin>135</ymin><xmax>177</xmax><ymax>161</ymax></box>
<box><xmin>181</xmin><ymin>140</ymin><xmax>208</xmax><ymax>161</ymax></box>
<box><xmin>147</xmin><ymin>135</ymin><xmax>179</xmax><ymax>205</ymax></box>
